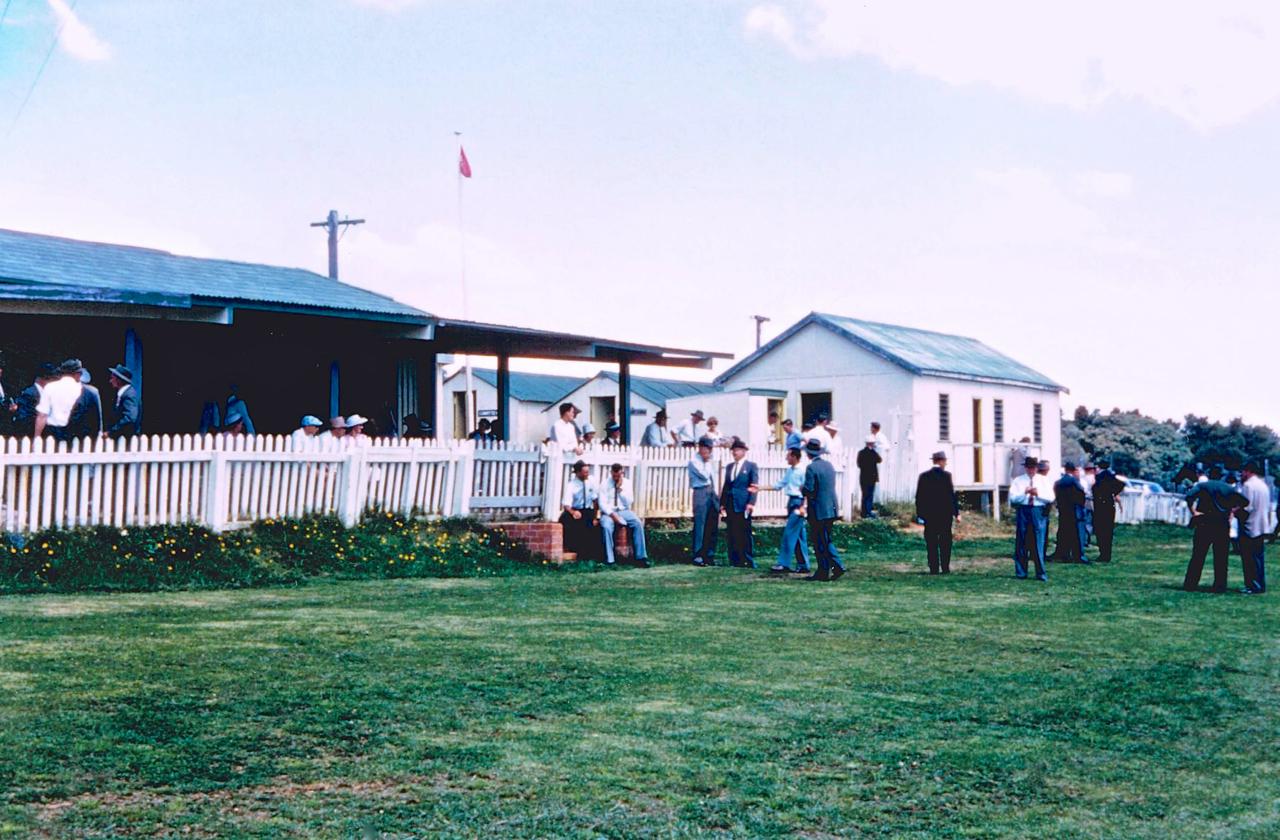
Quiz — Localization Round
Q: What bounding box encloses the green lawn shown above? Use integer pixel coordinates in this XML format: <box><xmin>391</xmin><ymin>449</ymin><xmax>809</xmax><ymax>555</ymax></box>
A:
<box><xmin>1</xmin><ymin>523</ymin><xmax>1276</xmax><ymax>838</ymax></box>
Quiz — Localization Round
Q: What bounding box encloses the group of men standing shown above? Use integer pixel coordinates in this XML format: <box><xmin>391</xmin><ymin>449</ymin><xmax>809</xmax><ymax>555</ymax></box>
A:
<box><xmin>1182</xmin><ymin>463</ymin><xmax>1270</xmax><ymax>595</ymax></box>
<box><xmin>0</xmin><ymin>356</ymin><xmax>140</xmax><ymax>443</ymax></box>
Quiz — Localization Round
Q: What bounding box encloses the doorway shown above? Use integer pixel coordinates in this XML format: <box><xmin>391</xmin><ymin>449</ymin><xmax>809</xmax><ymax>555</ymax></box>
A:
<box><xmin>972</xmin><ymin>398</ymin><xmax>983</xmax><ymax>484</ymax></box>
<box><xmin>800</xmin><ymin>392</ymin><xmax>832</xmax><ymax>427</ymax></box>
<box><xmin>590</xmin><ymin>396</ymin><xmax>615</xmax><ymax>437</ymax></box>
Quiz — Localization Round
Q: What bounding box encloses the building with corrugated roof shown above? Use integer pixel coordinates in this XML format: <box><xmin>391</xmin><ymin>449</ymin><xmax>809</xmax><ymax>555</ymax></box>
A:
<box><xmin>713</xmin><ymin>312</ymin><xmax>1068</xmax><ymax>497</ymax></box>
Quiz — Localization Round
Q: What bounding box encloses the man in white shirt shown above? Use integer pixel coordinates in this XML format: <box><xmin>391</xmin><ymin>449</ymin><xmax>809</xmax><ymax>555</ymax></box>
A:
<box><xmin>559</xmin><ymin>459</ymin><xmax>602</xmax><ymax>560</ymax></box>
<box><xmin>870</xmin><ymin>421</ymin><xmax>890</xmax><ymax>455</ymax></box>
<box><xmin>806</xmin><ymin>415</ymin><xmax>833</xmax><ymax>452</ymax></box>
<box><xmin>675</xmin><ymin>409</ymin><xmax>707</xmax><ymax>447</ymax></box>
<box><xmin>640</xmin><ymin>409</ymin><xmax>675</xmax><ymax>448</ymax></box>
<box><xmin>34</xmin><ymin>359</ymin><xmax>85</xmax><ymax>440</ymax></box>
<box><xmin>1239</xmin><ymin>462</ymin><xmax>1270</xmax><ymax>594</ymax></box>
<box><xmin>1009</xmin><ymin>455</ymin><xmax>1056</xmax><ymax>581</ymax></box>
<box><xmin>290</xmin><ymin>415</ymin><xmax>323</xmax><ymax>449</ymax></box>
<box><xmin>687</xmin><ymin>436</ymin><xmax>720</xmax><ymax>565</ymax></box>
<box><xmin>549</xmin><ymin>402</ymin><xmax>583</xmax><ymax>454</ymax></box>
<box><xmin>598</xmin><ymin>462</ymin><xmax>649</xmax><ymax>566</ymax></box>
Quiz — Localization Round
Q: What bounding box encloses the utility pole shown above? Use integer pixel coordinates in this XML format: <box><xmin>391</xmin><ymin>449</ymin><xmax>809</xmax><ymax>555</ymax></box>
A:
<box><xmin>309</xmin><ymin>209</ymin><xmax>365</xmax><ymax>280</ymax></box>
<box><xmin>752</xmin><ymin>315</ymin><xmax>771</xmax><ymax>350</ymax></box>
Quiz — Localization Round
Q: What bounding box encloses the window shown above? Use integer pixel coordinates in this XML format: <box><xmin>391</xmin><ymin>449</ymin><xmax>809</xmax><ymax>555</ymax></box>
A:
<box><xmin>993</xmin><ymin>399</ymin><xmax>1004</xmax><ymax>442</ymax></box>
<box><xmin>800</xmin><ymin>392</ymin><xmax>832</xmax><ymax>427</ymax></box>
<box><xmin>938</xmin><ymin>394</ymin><xmax>950</xmax><ymax>442</ymax></box>
<box><xmin>1033</xmin><ymin>403</ymin><xmax>1043</xmax><ymax>444</ymax></box>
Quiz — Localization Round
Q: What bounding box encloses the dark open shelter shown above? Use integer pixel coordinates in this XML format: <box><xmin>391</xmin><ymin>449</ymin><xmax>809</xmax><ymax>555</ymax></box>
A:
<box><xmin>0</xmin><ymin>229</ymin><xmax>728</xmax><ymax>440</ymax></box>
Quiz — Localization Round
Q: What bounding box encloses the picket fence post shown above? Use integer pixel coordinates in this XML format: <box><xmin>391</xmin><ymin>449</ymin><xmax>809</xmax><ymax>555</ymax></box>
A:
<box><xmin>400</xmin><ymin>446</ymin><xmax>421</xmax><ymax>517</ymax></box>
<box><xmin>205</xmin><ymin>449</ymin><xmax>229</xmax><ymax>532</ymax></box>
<box><xmin>455</xmin><ymin>443</ymin><xmax>475</xmax><ymax>518</ymax></box>
<box><xmin>337</xmin><ymin>448</ymin><xmax>364</xmax><ymax>528</ymax></box>
<box><xmin>633</xmin><ymin>458</ymin><xmax>649</xmax><ymax>518</ymax></box>
<box><xmin>541</xmin><ymin>447</ymin><xmax>563</xmax><ymax>522</ymax></box>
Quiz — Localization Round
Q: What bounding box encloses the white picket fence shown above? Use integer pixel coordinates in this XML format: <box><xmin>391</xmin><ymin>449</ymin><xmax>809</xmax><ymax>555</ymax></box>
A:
<box><xmin>0</xmin><ymin>436</ymin><xmax>853</xmax><ymax>534</ymax></box>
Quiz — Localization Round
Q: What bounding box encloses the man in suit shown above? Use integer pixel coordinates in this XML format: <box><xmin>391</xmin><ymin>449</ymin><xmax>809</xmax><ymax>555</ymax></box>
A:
<box><xmin>915</xmin><ymin>451</ymin><xmax>959</xmax><ymax>574</ymax></box>
<box><xmin>1183</xmin><ymin>464</ymin><xmax>1247</xmax><ymax>593</ymax></box>
<box><xmin>802</xmin><ymin>437</ymin><xmax>843</xmax><ymax>581</ymax></box>
<box><xmin>105</xmin><ymin>364</ymin><xmax>140</xmax><ymax>439</ymax></box>
<box><xmin>599</xmin><ymin>463</ymin><xmax>650</xmax><ymax>567</ymax></box>
<box><xmin>559</xmin><ymin>459</ymin><xmax>602</xmax><ymax>562</ymax></box>
<box><xmin>13</xmin><ymin>363</ymin><xmax>55</xmax><ymax>436</ymax></box>
<box><xmin>688</xmin><ymin>436</ymin><xmax>720</xmax><ymax>566</ymax></box>
<box><xmin>720</xmin><ymin>437</ymin><xmax>759</xmax><ymax>568</ymax></box>
<box><xmin>1010</xmin><ymin>456</ymin><xmax>1054</xmax><ymax>581</ymax></box>
<box><xmin>1091</xmin><ymin>458</ymin><xmax>1125</xmax><ymax>563</ymax></box>
<box><xmin>856</xmin><ymin>435</ymin><xmax>882</xmax><ymax>518</ymax></box>
<box><xmin>1051</xmin><ymin>461</ymin><xmax>1089</xmax><ymax>563</ymax></box>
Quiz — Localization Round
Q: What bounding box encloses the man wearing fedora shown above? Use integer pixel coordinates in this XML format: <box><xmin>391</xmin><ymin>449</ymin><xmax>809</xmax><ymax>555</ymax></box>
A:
<box><xmin>1009</xmin><ymin>455</ymin><xmax>1055</xmax><ymax>580</ymax></box>
<box><xmin>105</xmin><ymin>364</ymin><xmax>140</xmax><ymax>440</ymax></box>
<box><xmin>802</xmin><ymin>437</ymin><xmax>843</xmax><ymax>581</ymax></box>
<box><xmin>675</xmin><ymin>409</ymin><xmax>707</xmax><ymax>448</ymax></box>
<box><xmin>719</xmin><ymin>437</ymin><xmax>759</xmax><ymax>568</ymax></box>
<box><xmin>915</xmin><ymin>451</ymin><xmax>959</xmax><ymax>574</ymax></box>
<box><xmin>1050</xmin><ymin>461</ymin><xmax>1088</xmax><ymax>563</ymax></box>
<box><xmin>1091</xmin><ymin>458</ymin><xmax>1125</xmax><ymax>563</ymax></box>
<box><xmin>688</xmin><ymin>436</ymin><xmax>720</xmax><ymax>566</ymax></box>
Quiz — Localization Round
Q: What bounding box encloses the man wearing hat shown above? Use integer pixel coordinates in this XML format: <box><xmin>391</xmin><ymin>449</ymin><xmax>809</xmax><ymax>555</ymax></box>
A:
<box><xmin>802</xmin><ymin>437</ymin><xmax>843</xmax><ymax>581</ymax></box>
<box><xmin>1091</xmin><ymin>458</ymin><xmax>1125</xmax><ymax>563</ymax></box>
<box><xmin>603</xmin><ymin>421</ymin><xmax>623</xmax><ymax>447</ymax></box>
<box><xmin>346</xmin><ymin>414</ymin><xmax>370</xmax><ymax>442</ymax></box>
<box><xmin>34</xmin><ymin>359</ymin><xmax>90</xmax><ymax>441</ymax></box>
<box><xmin>915</xmin><ymin>451</ymin><xmax>959</xmax><ymax>574</ymax></box>
<box><xmin>1050</xmin><ymin>462</ymin><xmax>1089</xmax><ymax>563</ymax></box>
<box><xmin>291</xmin><ymin>415</ymin><xmax>323</xmax><ymax>447</ymax></box>
<box><xmin>1009</xmin><ymin>455</ymin><xmax>1055</xmax><ymax>581</ymax></box>
<box><xmin>1183</xmin><ymin>464</ymin><xmax>1246</xmax><ymax>593</ymax></box>
<box><xmin>675</xmin><ymin>409</ymin><xmax>707</xmax><ymax>448</ymax></box>
<box><xmin>1035</xmin><ymin>460</ymin><xmax>1054</xmax><ymax>559</ymax></box>
<box><xmin>687</xmin><ymin>436</ymin><xmax>721</xmax><ymax>565</ymax></box>
<box><xmin>856</xmin><ymin>435</ymin><xmax>882</xmax><ymax>518</ymax></box>
<box><xmin>105</xmin><ymin>365</ymin><xmax>140</xmax><ymax>440</ymax></box>
<box><xmin>222</xmin><ymin>408</ymin><xmax>248</xmax><ymax>436</ymax></box>
<box><xmin>641</xmin><ymin>409</ymin><xmax>675</xmax><ymax>448</ymax></box>
<box><xmin>319</xmin><ymin>416</ymin><xmax>347</xmax><ymax>444</ymax></box>
<box><xmin>718</xmin><ymin>437</ymin><xmax>759</xmax><ymax>568</ymax></box>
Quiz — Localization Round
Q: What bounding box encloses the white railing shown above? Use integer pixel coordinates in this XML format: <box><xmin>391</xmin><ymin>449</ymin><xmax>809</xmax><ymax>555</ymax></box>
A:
<box><xmin>0</xmin><ymin>436</ymin><xmax>852</xmax><ymax>533</ymax></box>
<box><xmin>1115</xmin><ymin>491</ymin><xmax>1190</xmax><ymax>526</ymax></box>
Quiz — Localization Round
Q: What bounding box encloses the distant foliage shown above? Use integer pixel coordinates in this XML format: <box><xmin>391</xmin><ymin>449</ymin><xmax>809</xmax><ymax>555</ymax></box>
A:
<box><xmin>0</xmin><ymin>515</ymin><xmax>564</xmax><ymax>594</ymax></box>
<box><xmin>1182</xmin><ymin>415</ymin><xmax>1280</xmax><ymax>471</ymax></box>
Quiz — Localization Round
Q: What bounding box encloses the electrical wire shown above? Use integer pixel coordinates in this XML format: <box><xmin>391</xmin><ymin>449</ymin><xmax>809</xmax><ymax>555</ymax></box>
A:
<box><xmin>4</xmin><ymin>0</ymin><xmax>80</xmax><ymax>142</ymax></box>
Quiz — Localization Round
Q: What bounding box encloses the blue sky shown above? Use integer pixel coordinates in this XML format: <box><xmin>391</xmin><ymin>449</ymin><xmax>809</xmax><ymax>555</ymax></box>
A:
<box><xmin>1</xmin><ymin>0</ymin><xmax>1278</xmax><ymax>427</ymax></box>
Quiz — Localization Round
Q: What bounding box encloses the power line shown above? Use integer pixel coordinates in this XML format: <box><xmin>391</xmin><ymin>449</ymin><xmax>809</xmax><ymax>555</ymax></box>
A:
<box><xmin>4</xmin><ymin>0</ymin><xmax>79</xmax><ymax>142</ymax></box>
<box><xmin>0</xmin><ymin>0</ymin><xmax>14</xmax><ymax>30</ymax></box>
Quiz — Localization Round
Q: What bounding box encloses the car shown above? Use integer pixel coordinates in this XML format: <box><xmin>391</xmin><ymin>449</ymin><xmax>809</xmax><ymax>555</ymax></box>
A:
<box><xmin>1119</xmin><ymin>478</ymin><xmax>1165</xmax><ymax>495</ymax></box>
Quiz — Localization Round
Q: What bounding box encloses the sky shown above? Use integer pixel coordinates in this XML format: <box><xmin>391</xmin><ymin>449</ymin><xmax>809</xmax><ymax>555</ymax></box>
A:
<box><xmin>1</xmin><ymin>0</ymin><xmax>1278</xmax><ymax>427</ymax></box>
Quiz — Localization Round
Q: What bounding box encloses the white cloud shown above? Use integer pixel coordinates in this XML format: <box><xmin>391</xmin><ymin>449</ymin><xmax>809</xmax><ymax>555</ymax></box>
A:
<box><xmin>1072</xmin><ymin>171</ymin><xmax>1134</xmax><ymax>200</ymax></box>
<box><xmin>742</xmin><ymin>1</ymin><xmax>1280</xmax><ymax>130</ymax></box>
<box><xmin>46</xmin><ymin>0</ymin><xmax>111</xmax><ymax>62</ymax></box>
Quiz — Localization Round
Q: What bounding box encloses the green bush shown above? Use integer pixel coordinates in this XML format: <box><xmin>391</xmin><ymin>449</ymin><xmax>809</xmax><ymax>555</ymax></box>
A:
<box><xmin>0</xmin><ymin>514</ymin><xmax>572</xmax><ymax>595</ymax></box>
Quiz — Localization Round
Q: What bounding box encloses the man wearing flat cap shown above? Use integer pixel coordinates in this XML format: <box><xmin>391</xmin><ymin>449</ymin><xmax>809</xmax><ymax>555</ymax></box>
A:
<box><xmin>106</xmin><ymin>364</ymin><xmax>140</xmax><ymax>440</ymax></box>
<box><xmin>915</xmin><ymin>451</ymin><xmax>959</xmax><ymax>574</ymax></box>
<box><xmin>720</xmin><ymin>437</ymin><xmax>759</xmax><ymax>568</ymax></box>
<box><xmin>1051</xmin><ymin>462</ymin><xmax>1088</xmax><ymax>563</ymax></box>
<box><xmin>1009</xmin><ymin>455</ymin><xmax>1055</xmax><ymax>581</ymax></box>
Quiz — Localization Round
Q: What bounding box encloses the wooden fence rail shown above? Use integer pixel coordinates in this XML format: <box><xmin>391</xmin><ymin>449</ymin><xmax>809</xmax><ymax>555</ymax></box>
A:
<box><xmin>0</xmin><ymin>435</ymin><xmax>1210</xmax><ymax>534</ymax></box>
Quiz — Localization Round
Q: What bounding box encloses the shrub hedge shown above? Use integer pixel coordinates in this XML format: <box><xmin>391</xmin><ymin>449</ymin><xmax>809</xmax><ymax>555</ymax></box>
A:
<box><xmin>0</xmin><ymin>514</ymin><xmax>576</xmax><ymax>595</ymax></box>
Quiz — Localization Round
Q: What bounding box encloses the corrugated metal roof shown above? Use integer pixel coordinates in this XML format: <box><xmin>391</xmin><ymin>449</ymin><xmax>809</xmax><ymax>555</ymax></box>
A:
<box><xmin>716</xmin><ymin>312</ymin><xmax>1065</xmax><ymax>392</ymax></box>
<box><xmin>0</xmin><ymin>228</ymin><xmax>428</xmax><ymax>321</ymax></box>
<box><xmin>465</xmin><ymin>369</ymin><xmax>590</xmax><ymax>405</ymax></box>
<box><xmin>593</xmin><ymin>371</ymin><xmax>720</xmax><ymax>405</ymax></box>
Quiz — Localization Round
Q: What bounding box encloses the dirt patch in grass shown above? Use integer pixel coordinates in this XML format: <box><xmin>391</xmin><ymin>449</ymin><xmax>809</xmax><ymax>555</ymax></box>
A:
<box><xmin>886</xmin><ymin>555</ymin><xmax>1008</xmax><ymax>573</ymax></box>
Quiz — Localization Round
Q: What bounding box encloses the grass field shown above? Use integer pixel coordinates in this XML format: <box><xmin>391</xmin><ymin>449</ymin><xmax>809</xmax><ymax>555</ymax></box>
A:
<box><xmin>1</xmin><ymin>522</ymin><xmax>1276</xmax><ymax>838</ymax></box>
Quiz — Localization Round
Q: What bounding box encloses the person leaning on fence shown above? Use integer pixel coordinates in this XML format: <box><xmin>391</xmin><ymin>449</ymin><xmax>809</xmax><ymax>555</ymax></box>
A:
<box><xmin>675</xmin><ymin>409</ymin><xmax>707</xmax><ymax>448</ymax></box>
<box><xmin>469</xmin><ymin>418</ymin><xmax>496</xmax><ymax>444</ymax></box>
<box><xmin>550</xmin><ymin>402</ymin><xmax>583</xmax><ymax>454</ymax></box>
<box><xmin>105</xmin><ymin>364</ymin><xmax>140</xmax><ymax>440</ymax></box>
<box><xmin>346</xmin><ymin>414</ymin><xmax>370</xmax><ymax>443</ymax></box>
<box><xmin>1183</xmin><ymin>464</ymin><xmax>1247</xmax><ymax>593</ymax></box>
<box><xmin>1010</xmin><ymin>456</ymin><xmax>1054</xmax><ymax>581</ymax></box>
<box><xmin>222</xmin><ymin>408</ymin><xmax>248</xmax><ymax>437</ymax></box>
<box><xmin>319</xmin><ymin>416</ymin><xmax>346</xmax><ymax>445</ymax></box>
<box><xmin>598</xmin><ymin>463</ymin><xmax>650</xmax><ymax>567</ymax></box>
<box><xmin>1050</xmin><ymin>461</ymin><xmax>1089</xmax><ymax>564</ymax></box>
<box><xmin>1237</xmin><ymin>462</ymin><xmax>1268</xmax><ymax>595</ymax></box>
<box><xmin>290</xmin><ymin>415</ymin><xmax>323</xmax><ymax>448</ymax></box>
<box><xmin>782</xmin><ymin>418</ymin><xmax>802</xmax><ymax>450</ymax></box>
<box><xmin>802</xmin><ymin>437</ymin><xmax>844</xmax><ymax>582</ymax></box>
<box><xmin>688</xmin><ymin>436</ymin><xmax>720</xmax><ymax>566</ymax></box>
<box><xmin>769</xmin><ymin>447</ymin><xmax>810</xmax><ymax>574</ymax></box>
<box><xmin>559</xmin><ymin>459</ymin><xmax>602</xmax><ymax>561</ymax></box>
<box><xmin>603</xmin><ymin>421</ymin><xmax>623</xmax><ymax>446</ymax></box>
<box><xmin>1091</xmin><ymin>458</ymin><xmax>1125</xmax><ymax>563</ymax></box>
<box><xmin>719</xmin><ymin>437</ymin><xmax>759</xmax><ymax>569</ymax></box>
<box><xmin>915</xmin><ymin>451</ymin><xmax>959</xmax><ymax>575</ymax></box>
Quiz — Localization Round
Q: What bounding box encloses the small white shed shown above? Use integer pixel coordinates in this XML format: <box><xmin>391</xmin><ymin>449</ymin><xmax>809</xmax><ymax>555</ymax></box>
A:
<box><xmin>541</xmin><ymin>371</ymin><xmax>720</xmax><ymax>442</ymax></box>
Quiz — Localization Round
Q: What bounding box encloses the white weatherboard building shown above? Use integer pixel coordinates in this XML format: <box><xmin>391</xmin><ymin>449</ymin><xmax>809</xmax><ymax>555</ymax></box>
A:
<box><xmin>541</xmin><ymin>371</ymin><xmax>719</xmax><ymax>443</ymax></box>
<box><xmin>714</xmin><ymin>312</ymin><xmax>1067</xmax><ymax>501</ymax></box>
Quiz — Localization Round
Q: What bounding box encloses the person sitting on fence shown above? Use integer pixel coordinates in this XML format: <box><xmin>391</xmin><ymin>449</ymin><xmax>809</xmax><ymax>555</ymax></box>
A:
<box><xmin>598</xmin><ymin>463</ymin><xmax>650</xmax><ymax>567</ymax></box>
<box><xmin>290</xmin><ymin>415</ymin><xmax>323</xmax><ymax>447</ymax></box>
<box><xmin>105</xmin><ymin>364</ymin><xmax>140</xmax><ymax>440</ymax></box>
<box><xmin>769</xmin><ymin>447</ymin><xmax>810</xmax><ymax>574</ymax></box>
<box><xmin>549</xmin><ymin>402</ymin><xmax>583</xmax><ymax>454</ymax></box>
<box><xmin>469</xmin><ymin>418</ymin><xmax>496</xmax><ymax>444</ymax></box>
<box><xmin>603</xmin><ymin>421</ymin><xmax>623</xmax><ymax>446</ymax></box>
<box><xmin>14</xmin><ymin>363</ymin><xmax>56</xmax><ymax>437</ymax></box>
<box><xmin>675</xmin><ymin>409</ymin><xmax>707</xmax><ymax>448</ymax></box>
<box><xmin>641</xmin><ymin>409</ymin><xmax>675</xmax><ymax>447</ymax></box>
<box><xmin>34</xmin><ymin>359</ymin><xmax>87</xmax><ymax>442</ymax></box>
<box><xmin>559</xmin><ymin>459</ymin><xmax>602</xmax><ymax>561</ymax></box>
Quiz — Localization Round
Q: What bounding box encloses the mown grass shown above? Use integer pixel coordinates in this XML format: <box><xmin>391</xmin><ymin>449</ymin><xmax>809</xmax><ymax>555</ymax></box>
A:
<box><xmin>0</xmin><ymin>522</ymin><xmax>1276</xmax><ymax>838</ymax></box>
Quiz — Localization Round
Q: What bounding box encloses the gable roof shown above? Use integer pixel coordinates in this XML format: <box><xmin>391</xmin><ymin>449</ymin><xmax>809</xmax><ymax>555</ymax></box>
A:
<box><xmin>538</xmin><ymin>371</ymin><xmax>720</xmax><ymax>412</ymax></box>
<box><xmin>716</xmin><ymin>312</ymin><xmax>1066</xmax><ymax>392</ymax></box>
<box><xmin>451</xmin><ymin>368</ymin><xmax>589</xmax><ymax>405</ymax></box>
<box><xmin>0</xmin><ymin>228</ymin><xmax>428</xmax><ymax>322</ymax></box>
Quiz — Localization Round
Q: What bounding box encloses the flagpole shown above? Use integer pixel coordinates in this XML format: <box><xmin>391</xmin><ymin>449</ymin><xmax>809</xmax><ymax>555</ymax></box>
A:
<box><xmin>456</xmin><ymin>133</ymin><xmax>474</xmax><ymax>439</ymax></box>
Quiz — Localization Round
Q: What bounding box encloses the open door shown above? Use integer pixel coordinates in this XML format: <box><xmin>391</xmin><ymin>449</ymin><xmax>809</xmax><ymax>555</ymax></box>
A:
<box><xmin>972</xmin><ymin>398</ymin><xmax>983</xmax><ymax>484</ymax></box>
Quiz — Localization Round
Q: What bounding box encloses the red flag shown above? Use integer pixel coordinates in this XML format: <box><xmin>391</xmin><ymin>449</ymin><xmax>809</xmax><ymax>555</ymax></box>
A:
<box><xmin>458</xmin><ymin>146</ymin><xmax>472</xmax><ymax>178</ymax></box>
